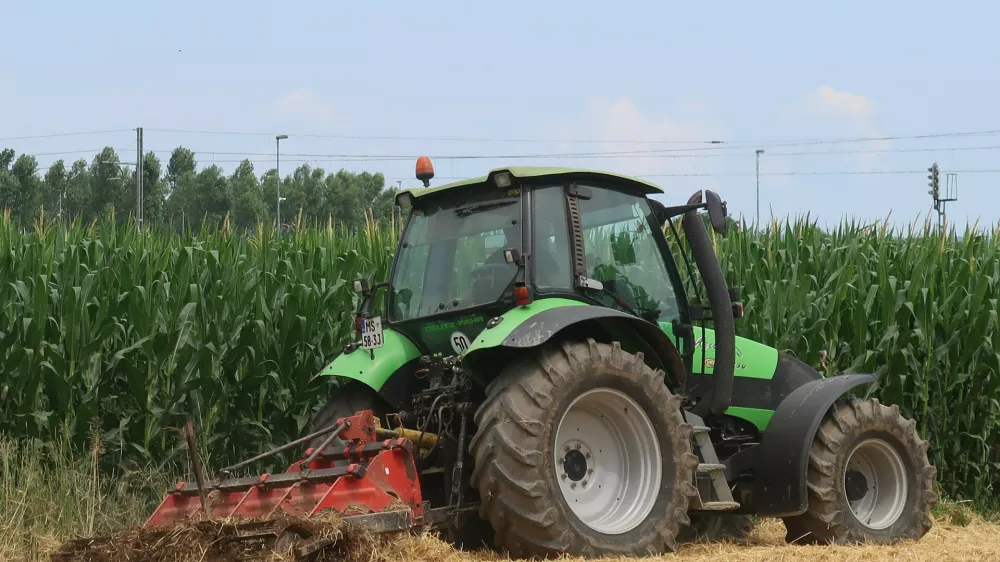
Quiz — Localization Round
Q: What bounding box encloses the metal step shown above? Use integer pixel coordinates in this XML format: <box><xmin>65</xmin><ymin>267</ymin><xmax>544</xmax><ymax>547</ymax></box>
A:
<box><xmin>695</xmin><ymin>501</ymin><xmax>741</xmax><ymax>511</ymax></box>
<box><xmin>684</xmin><ymin>411</ymin><xmax>738</xmax><ymax>509</ymax></box>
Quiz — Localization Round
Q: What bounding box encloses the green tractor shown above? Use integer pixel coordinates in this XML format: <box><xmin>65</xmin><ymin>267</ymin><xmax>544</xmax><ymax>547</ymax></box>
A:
<box><xmin>310</xmin><ymin>160</ymin><xmax>938</xmax><ymax>558</ymax></box>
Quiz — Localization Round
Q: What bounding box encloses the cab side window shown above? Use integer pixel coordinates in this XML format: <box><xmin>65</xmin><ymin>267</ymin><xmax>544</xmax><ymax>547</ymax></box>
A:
<box><xmin>578</xmin><ymin>187</ymin><xmax>681</xmax><ymax>323</ymax></box>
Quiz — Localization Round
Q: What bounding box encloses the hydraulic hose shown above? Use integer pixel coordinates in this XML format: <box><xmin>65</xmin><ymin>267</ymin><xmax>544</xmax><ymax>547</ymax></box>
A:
<box><xmin>682</xmin><ymin>205</ymin><xmax>735</xmax><ymax>417</ymax></box>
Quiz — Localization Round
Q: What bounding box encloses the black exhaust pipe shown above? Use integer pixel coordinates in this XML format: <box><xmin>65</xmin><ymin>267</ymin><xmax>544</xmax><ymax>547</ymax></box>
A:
<box><xmin>682</xmin><ymin>191</ymin><xmax>735</xmax><ymax>418</ymax></box>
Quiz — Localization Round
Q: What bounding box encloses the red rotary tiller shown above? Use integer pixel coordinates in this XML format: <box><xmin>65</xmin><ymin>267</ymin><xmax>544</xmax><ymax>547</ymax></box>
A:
<box><xmin>54</xmin><ymin>410</ymin><xmax>429</xmax><ymax>560</ymax></box>
<box><xmin>146</xmin><ymin>410</ymin><xmax>425</xmax><ymax>532</ymax></box>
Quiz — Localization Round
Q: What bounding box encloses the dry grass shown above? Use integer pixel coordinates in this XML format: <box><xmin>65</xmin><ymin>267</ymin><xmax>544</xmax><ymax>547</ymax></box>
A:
<box><xmin>380</xmin><ymin>512</ymin><xmax>1000</xmax><ymax>562</ymax></box>
<box><xmin>38</xmin><ymin>510</ymin><xmax>1000</xmax><ymax>562</ymax></box>
<box><xmin>3</xmin><ymin>436</ymin><xmax>998</xmax><ymax>562</ymax></box>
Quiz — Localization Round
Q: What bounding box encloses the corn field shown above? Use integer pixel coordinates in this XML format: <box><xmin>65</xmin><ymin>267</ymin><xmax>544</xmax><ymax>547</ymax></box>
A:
<box><xmin>0</xmin><ymin>210</ymin><xmax>398</xmax><ymax>473</ymax></box>
<box><xmin>0</xmin><ymin>209</ymin><xmax>997</xmax><ymax>505</ymax></box>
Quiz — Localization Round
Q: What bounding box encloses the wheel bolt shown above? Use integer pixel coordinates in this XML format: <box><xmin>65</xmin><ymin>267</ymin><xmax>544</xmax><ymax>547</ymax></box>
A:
<box><xmin>570</xmin><ymin>483</ymin><xmax>577</xmax><ymax>489</ymax></box>
<box><xmin>564</xmin><ymin>445</ymin><xmax>571</xmax><ymax>453</ymax></box>
<box><xmin>561</xmin><ymin>473</ymin><xmax>567</xmax><ymax>480</ymax></box>
<box><xmin>582</xmin><ymin>480</ymin><xmax>588</xmax><ymax>487</ymax></box>
<box><xmin>588</xmin><ymin>468</ymin><xmax>594</xmax><ymax>475</ymax></box>
<box><xmin>575</xmin><ymin>443</ymin><xmax>582</xmax><ymax>450</ymax></box>
<box><xmin>585</xmin><ymin>452</ymin><xmax>591</xmax><ymax>459</ymax></box>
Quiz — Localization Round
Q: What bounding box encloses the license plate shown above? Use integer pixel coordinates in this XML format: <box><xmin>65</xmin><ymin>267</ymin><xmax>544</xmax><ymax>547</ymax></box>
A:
<box><xmin>360</xmin><ymin>316</ymin><xmax>384</xmax><ymax>350</ymax></box>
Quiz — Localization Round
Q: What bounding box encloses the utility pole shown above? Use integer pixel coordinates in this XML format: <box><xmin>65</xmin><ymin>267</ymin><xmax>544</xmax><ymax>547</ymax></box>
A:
<box><xmin>136</xmin><ymin>127</ymin><xmax>144</xmax><ymax>226</ymax></box>
<box><xmin>276</xmin><ymin>134</ymin><xmax>288</xmax><ymax>235</ymax></box>
<box><xmin>755</xmin><ymin>149</ymin><xmax>764</xmax><ymax>227</ymax></box>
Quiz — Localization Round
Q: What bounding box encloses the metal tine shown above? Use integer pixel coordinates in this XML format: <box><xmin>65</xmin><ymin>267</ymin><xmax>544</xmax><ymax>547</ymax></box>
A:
<box><xmin>217</xmin><ymin>420</ymin><xmax>351</xmax><ymax>478</ymax></box>
<box><xmin>184</xmin><ymin>418</ymin><xmax>211</xmax><ymax>518</ymax></box>
<box><xmin>302</xmin><ymin>423</ymin><xmax>346</xmax><ymax>468</ymax></box>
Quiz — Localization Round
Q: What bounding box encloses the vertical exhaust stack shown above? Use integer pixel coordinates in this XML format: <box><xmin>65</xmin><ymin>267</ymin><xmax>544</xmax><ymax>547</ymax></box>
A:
<box><xmin>682</xmin><ymin>190</ymin><xmax>735</xmax><ymax>417</ymax></box>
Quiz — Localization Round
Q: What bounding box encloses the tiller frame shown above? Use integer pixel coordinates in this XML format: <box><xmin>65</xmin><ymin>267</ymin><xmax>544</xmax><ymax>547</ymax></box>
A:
<box><xmin>144</xmin><ymin>410</ymin><xmax>426</xmax><ymax>556</ymax></box>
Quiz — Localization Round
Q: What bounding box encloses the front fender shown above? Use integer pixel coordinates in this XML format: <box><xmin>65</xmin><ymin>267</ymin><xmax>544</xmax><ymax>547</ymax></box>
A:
<box><xmin>462</xmin><ymin>297</ymin><xmax>686</xmax><ymax>386</ymax></box>
<box><xmin>752</xmin><ymin>373</ymin><xmax>876</xmax><ymax>517</ymax></box>
<box><xmin>318</xmin><ymin>327</ymin><xmax>421</xmax><ymax>408</ymax></box>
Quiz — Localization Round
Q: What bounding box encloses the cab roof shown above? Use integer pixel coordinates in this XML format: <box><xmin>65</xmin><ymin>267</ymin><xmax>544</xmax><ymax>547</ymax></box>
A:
<box><xmin>396</xmin><ymin>166</ymin><xmax>664</xmax><ymax>201</ymax></box>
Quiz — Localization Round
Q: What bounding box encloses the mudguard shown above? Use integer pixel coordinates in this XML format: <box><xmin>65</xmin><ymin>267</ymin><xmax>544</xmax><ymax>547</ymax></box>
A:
<box><xmin>752</xmin><ymin>373</ymin><xmax>877</xmax><ymax>517</ymax></box>
<box><xmin>462</xmin><ymin>297</ymin><xmax>687</xmax><ymax>385</ymax></box>
<box><xmin>317</xmin><ymin>328</ymin><xmax>421</xmax><ymax>407</ymax></box>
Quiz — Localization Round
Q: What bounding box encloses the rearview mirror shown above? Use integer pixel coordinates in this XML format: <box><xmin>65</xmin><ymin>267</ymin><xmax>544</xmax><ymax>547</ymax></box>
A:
<box><xmin>647</xmin><ymin>198</ymin><xmax>669</xmax><ymax>225</ymax></box>
<box><xmin>705</xmin><ymin>190</ymin><xmax>728</xmax><ymax>236</ymax></box>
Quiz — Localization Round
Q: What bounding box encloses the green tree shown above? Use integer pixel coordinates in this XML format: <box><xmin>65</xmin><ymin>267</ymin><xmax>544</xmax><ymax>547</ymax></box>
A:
<box><xmin>9</xmin><ymin>154</ymin><xmax>41</xmax><ymax>222</ymax></box>
<box><xmin>141</xmin><ymin>152</ymin><xmax>166</xmax><ymax>223</ymax></box>
<box><xmin>89</xmin><ymin>147</ymin><xmax>129</xmax><ymax>220</ymax></box>
<box><xmin>43</xmin><ymin>160</ymin><xmax>68</xmax><ymax>219</ymax></box>
<box><xmin>229</xmin><ymin>160</ymin><xmax>267</xmax><ymax>230</ymax></box>
<box><xmin>65</xmin><ymin>159</ymin><xmax>91</xmax><ymax>221</ymax></box>
<box><xmin>166</xmin><ymin>147</ymin><xmax>196</xmax><ymax>193</ymax></box>
<box><xmin>0</xmin><ymin>148</ymin><xmax>14</xmax><ymax>171</ymax></box>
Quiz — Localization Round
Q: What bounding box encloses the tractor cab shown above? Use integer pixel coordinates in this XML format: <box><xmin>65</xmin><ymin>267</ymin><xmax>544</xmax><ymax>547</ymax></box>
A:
<box><xmin>378</xmin><ymin>161</ymin><xmax>718</xmax><ymax>353</ymax></box>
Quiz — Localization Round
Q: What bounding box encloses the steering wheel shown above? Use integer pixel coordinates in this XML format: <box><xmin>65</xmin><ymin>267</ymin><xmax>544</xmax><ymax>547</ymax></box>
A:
<box><xmin>470</xmin><ymin>263</ymin><xmax>515</xmax><ymax>280</ymax></box>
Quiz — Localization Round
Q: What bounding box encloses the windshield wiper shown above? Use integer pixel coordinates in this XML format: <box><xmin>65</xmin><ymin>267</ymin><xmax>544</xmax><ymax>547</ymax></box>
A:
<box><xmin>454</xmin><ymin>200</ymin><xmax>516</xmax><ymax>217</ymax></box>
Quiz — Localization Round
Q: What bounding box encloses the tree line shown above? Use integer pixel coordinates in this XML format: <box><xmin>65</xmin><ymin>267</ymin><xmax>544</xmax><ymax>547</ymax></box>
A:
<box><xmin>0</xmin><ymin>146</ymin><xmax>400</xmax><ymax>231</ymax></box>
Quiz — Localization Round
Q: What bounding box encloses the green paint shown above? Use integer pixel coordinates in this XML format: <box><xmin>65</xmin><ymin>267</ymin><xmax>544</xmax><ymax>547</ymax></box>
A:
<box><xmin>660</xmin><ymin>322</ymin><xmax>779</xmax><ymax>381</ymax></box>
<box><xmin>318</xmin><ymin>328</ymin><xmax>420</xmax><ymax>391</ymax></box>
<box><xmin>397</xmin><ymin>166</ymin><xmax>665</xmax><ymax>200</ymax></box>
<box><xmin>420</xmin><ymin>315</ymin><xmax>486</xmax><ymax>333</ymax></box>
<box><xmin>463</xmin><ymin>297</ymin><xmax>587</xmax><ymax>356</ymax></box>
<box><xmin>725</xmin><ymin>406</ymin><xmax>775</xmax><ymax>432</ymax></box>
<box><xmin>415</xmin><ymin>313</ymin><xmax>489</xmax><ymax>356</ymax></box>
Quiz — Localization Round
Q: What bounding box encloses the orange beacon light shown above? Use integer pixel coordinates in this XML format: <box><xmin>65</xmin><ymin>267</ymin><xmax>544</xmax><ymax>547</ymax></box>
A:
<box><xmin>416</xmin><ymin>156</ymin><xmax>434</xmax><ymax>187</ymax></box>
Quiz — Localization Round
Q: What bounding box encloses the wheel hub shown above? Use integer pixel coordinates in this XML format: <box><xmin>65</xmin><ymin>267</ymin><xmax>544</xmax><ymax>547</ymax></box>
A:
<box><xmin>844</xmin><ymin>469</ymin><xmax>868</xmax><ymax>502</ymax></box>
<box><xmin>563</xmin><ymin>449</ymin><xmax>589</xmax><ymax>482</ymax></box>
<box><xmin>844</xmin><ymin>438</ymin><xmax>908</xmax><ymax>530</ymax></box>
<box><xmin>554</xmin><ymin>388</ymin><xmax>662</xmax><ymax>535</ymax></box>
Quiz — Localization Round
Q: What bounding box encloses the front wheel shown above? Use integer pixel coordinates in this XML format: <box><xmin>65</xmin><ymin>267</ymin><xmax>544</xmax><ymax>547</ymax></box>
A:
<box><xmin>306</xmin><ymin>382</ymin><xmax>388</xmax><ymax>463</ymax></box>
<box><xmin>782</xmin><ymin>398</ymin><xmax>938</xmax><ymax>545</ymax></box>
<box><xmin>469</xmin><ymin>339</ymin><xmax>699</xmax><ymax>559</ymax></box>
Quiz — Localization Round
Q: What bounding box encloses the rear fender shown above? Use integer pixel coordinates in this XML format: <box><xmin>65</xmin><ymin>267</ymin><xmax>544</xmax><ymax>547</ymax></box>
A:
<box><xmin>317</xmin><ymin>328</ymin><xmax>421</xmax><ymax>409</ymax></box>
<box><xmin>752</xmin><ymin>373</ymin><xmax>876</xmax><ymax>517</ymax></box>
<box><xmin>462</xmin><ymin>298</ymin><xmax>686</xmax><ymax>388</ymax></box>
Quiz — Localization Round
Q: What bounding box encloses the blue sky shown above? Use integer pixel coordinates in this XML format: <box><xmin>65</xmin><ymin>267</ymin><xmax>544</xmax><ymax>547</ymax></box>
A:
<box><xmin>1</xmin><ymin>1</ymin><xmax>998</xmax><ymax>230</ymax></box>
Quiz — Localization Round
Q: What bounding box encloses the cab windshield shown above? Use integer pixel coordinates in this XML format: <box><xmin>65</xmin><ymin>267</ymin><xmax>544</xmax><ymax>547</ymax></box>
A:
<box><xmin>389</xmin><ymin>188</ymin><xmax>521</xmax><ymax>322</ymax></box>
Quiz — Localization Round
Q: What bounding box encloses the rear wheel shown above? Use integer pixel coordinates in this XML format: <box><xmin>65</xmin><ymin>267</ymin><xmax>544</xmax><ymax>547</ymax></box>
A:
<box><xmin>781</xmin><ymin>398</ymin><xmax>938</xmax><ymax>545</ymax></box>
<box><xmin>469</xmin><ymin>339</ymin><xmax>699</xmax><ymax>559</ymax></box>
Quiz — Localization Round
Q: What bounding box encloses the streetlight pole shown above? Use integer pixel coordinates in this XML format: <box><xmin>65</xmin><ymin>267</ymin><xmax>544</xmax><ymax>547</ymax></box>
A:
<box><xmin>276</xmin><ymin>134</ymin><xmax>287</xmax><ymax>234</ymax></box>
<box><xmin>755</xmin><ymin>149</ymin><xmax>765</xmax><ymax>227</ymax></box>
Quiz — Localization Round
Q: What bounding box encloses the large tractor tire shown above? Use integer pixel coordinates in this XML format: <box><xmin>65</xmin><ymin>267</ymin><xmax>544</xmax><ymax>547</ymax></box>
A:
<box><xmin>469</xmin><ymin>339</ymin><xmax>699</xmax><ymax>559</ymax></box>
<box><xmin>781</xmin><ymin>398</ymin><xmax>938</xmax><ymax>545</ymax></box>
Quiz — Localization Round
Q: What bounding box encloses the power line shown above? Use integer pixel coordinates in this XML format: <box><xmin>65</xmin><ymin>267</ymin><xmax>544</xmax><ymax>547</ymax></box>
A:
<box><xmin>18</xmin><ymin>148</ymin><xmax>128</xmax><ymax>157</ymax></box>
<box><xmin>132</xmin><ymin>143</ymin><xmax>1000</xmax><ymax>163</ymax></box>
<box><xmin>0</xmin><ymin>129</ymin><xmax>134</xmax><ymax>142</ymax></box>
<box><xmin>143</xmin><ymin>127</ymin><xmax>1000</xmax><ymax>147</ymax></box>
<box><xmin>375</xmin><ymin>169</ymin><xmax>1000</xmax><ymax>182</ymax></box>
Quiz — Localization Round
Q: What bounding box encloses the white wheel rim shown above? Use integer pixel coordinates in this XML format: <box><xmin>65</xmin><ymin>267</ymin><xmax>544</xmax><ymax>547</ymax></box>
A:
<box><xmin>844</xmin><ymin>438</ymin><xmax>908</xmax><ymax>530</ymax></box>
<box><xmin>554</xmin><ymin>388</ymin><xmax>662</xmax><ymax>535</ymax></box>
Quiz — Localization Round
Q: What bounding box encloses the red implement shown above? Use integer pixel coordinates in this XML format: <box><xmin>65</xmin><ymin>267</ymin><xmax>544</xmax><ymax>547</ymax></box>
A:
<box><xmin>144</xmin><ymin>410</ymin><xmax>424</xmax><ymax>530</ymax></box>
